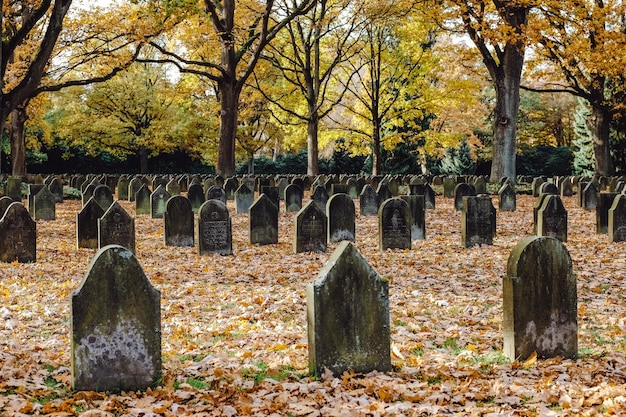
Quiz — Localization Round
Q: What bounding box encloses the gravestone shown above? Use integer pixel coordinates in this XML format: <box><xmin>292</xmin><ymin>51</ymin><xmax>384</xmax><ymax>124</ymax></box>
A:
<box><xmin>346</xmin><ymin>178</ymin><xmax>358</xmax><ymax>199</ymax></box>
<box><xmin>249</xmin><ymin>194</ymin><xmax>278</xmax><ymax>245</ymax></box>
<box><xmin>206</xmin><ymin>185</ymin><xmax>226</xmax><ymax>204</ymax></box>
<box><xmin>0</xmin><ymin>202</ymin><xmax>36</xmax><ymax>263</ymax></box>
<box><xmin>307</xmin><ymin>241</ymin><xmax>391</xmax><ymax>376</ymax></box>
<box><xmin>327</xmin><ymin>194</ymin><xmax>356</xmax><ymax>243</ymax></box>
<box><xmin>378</xmin><ymin>198</ymin><xmax>411</xmax><ymax>251</ymax></box>
<box><xmin>150</xmin><ymin>185</ymin><xmax>171</xmax><ymax>219</ymax></box>
<box><xmin>401</xmin><ymin>195</ymin><xmax>426</xmax><ymax>240</ymax></box>
<box><xmin>503</xmin><ymin>236</ymin><xmax>577</xmax><ymax>361</ymax></box>
<box><xmin>539</xmin><ymin>182</ymin><xmax>558</xmax><ymax>196</ymax></box>
<box><xmin>276</xmin><ymin>177</ymin><xmax>289</xmax><ymax>200</ymax></box>
<box><xmin>93</xmin><ymin>185</ymin><xmax>114</xmax><ymax>211</ymax></box>
<box><xmin>261</xmin><ymin>186</ymin><xmax>280</xmax><ymax>209</ymax></box>
<box><xmin>582</xmin><ymin>182</ymin><xmax>598</xmax><ymax>210</ymax></box>
<box><xmin>532</xmin><ymin>193</ymin><xmax>552</xmax><ymax>234</ymax></box>
<box><xmin>166</xmin><ymin>179</ymin><xmax>181</xmax><ymax>196</ymax></box>
<box><xmin>164</xmin><ymin>196</ymin><xmax>194</xmax><ymax>247</ymax></box>
<box><xmin>6</xmin><ymin>177</ymin><xmax>22</xmax><ymax>202</ymax></box>
<box><xmin>0</xmin><ymin>196</ymin><xmax>14</xmax><ymax>218</ymax></box>
<box><xmin>33</xmin><ymin>186</ymin><xmax>56</xmax><ymax>221</ymax></box>
<box><xmin>284</xmin><ymin>184</ymin><xmax>303</xmax><ymax>212</ymax></box>
<box><xmin>294</xmin><ymin>201</ymin><xmax>327</xmax><ymax>253</ymax></box>
<box><xmin>498</xmin><ymin>183</ymin><xmax>516</xmax><ymax>212</ymax></box>
<box><xmin>77</xmin><ymin>198</ymin><xmax>105</xmax><ymax>249</ymax></box>
<box><xmin>409</xmin><ymin>183</ymin><xmax>435</xmax><ymax>210</ymax></box>
<box><xmin>443</xmin><ymin>177</ymin><xmax>456</xmax><ymax>198</ymax></box>
<box><xmin>454</xmin><ymin>183</ymin><xmax>476</xmax><ymax>211</ymax></box>
<box><xmin>331</xmin><ymin>184</ymin><xmax>348</xmax><ymax>196</ymax></box>
<box><xmin>152</xmin><ymin>176</ymin><xmax>167</xmax><ymax>190</ymax></box>
<box><xmin>27</xmin><ymin>184</ymin><xmax>44</xmax><ymax>214</ymax></box>
<box><xmin>596</xmin><ymin>193</ymin><xmax>618</xmax><ymax>234</ymax></box>
<box><xmin>187</xmin><ymin>183</ymin><xmax>206</xmax><ymax>214</ymax></box>
<box><xmin>560</xmin><ymin>177</ymin><xmax>573</xmax><ymax>197</ymax></box>
<box><xmin>49</xmin><ymin>178</ymin><xmax>64</xmax><ymax>203</ymax></box>
<box><xmin>117</xmin><ymin>177</ymin><xmax>130</xmax><ymax>200</ymax></box>
<box><xmin>376</xmin><ymin>182</ymin><xmax>392</xmax><ymax>204</ymax></box>
<box><xmin>81</xmin><ymin>183</ymin><xmax>97</xmax><ymax>208</ymax></box>
<box><xmin>234</xmin><ymin>183</ymin><xmax>254</xmax><ymax>214</ymax></box>
<box><xmin>536</xmin><ymin>194</ymin><xmax>568</xmax><ymax>242</ymax></box>
<box><xmin>71</xmin><ymin>245</ymin><xmax>161</xmax><ymax>392</ymax></box>
<box><xmin>197</xmin><ymin>200</ymin><xmax>232</xmax><ymax>255</ymax></box>
<box><xmin>473</xmin><ymin>177</ymin><xmax>487</xmax><ymax>195</ymax></box>
<box><xmin>135</xmin><ymin>184</ymin><xmax>151</xmax><ymax>215</ymax></box>
<box><xmin>462</xmin><ymin>195</ymin><xmax>496</xmax><ymax>248</ymax></box>
<box><xmin>531</xmin><ymin>178</ymin><xmax>545</xmax><ymax>197</ymax></box>
<box><xmin>98</xmin><ymin>201</ymin><xmax>135</xmax><ymax>253</ymax></box>
<box><xmin>311</xmin><ymin>185</ymin><xmax>329</xmax><ymax>214</ymax></box>
<box><xmin>223</xmin><ymin>178</ymin><xmax>239</xmax><ymax>200</ymax></box>
<box><xmin>128</xmin><ymin>178</ymin><xmax>143</xmax><ymax>202</ymax></box>
<box><xmin>360</xmin><ymin>184</ymin><xmax>379</xmax><ymax>216</ymax></box>
<box><xmin>609</xmin><ymin>194</ymin><xmax>626</xmax><ymax>243</ymax></box>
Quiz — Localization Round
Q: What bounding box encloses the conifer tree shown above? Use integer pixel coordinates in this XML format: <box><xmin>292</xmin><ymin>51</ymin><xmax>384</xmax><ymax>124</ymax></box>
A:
<box><xmin>572</xmin><ymin>98</ymin><xmax>594</xmax><ymax>176</ymax></box>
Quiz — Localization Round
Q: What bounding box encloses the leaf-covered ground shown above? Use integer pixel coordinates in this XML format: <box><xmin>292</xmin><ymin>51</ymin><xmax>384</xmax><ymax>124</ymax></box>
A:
<box><xmin>1</xmin><ymin>191</ymin><xmax>626</xmax><ymax>416</ymax></box>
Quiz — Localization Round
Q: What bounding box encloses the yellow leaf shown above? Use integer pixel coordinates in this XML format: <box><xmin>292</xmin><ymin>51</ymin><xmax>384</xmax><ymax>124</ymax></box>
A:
<box><xmin>522</xmin><ymin>351</ymin><xmax>537</xmax><ymax>368</ymax></box>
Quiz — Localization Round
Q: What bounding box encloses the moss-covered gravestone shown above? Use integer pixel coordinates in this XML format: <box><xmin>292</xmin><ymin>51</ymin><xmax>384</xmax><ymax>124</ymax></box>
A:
<box><xmin>307</xmin><ymin>241</ymin><xmax>391</xmax><ymax>376</ymax></box>
<box><xmin>536</xmin><ymin>195</ymin><xmax>567</xmax><ymax>242</ymax></box>
<box><xmin>135</xmin><ymin>184</ymin><xmax>151</xmax><ymax>215</ymax></box>
<box><xmin>285</xmin><ymin>184</ymin><xmax>303</xmax><ymax>212</ymax></box>
<box><xmin>33</xmin><ymin>186</ymin><xmax>56</xmax><ymax>221</ymax></box>
<box><xmin>206</xmin><ymin>185</ymin><xmax>226</xmax><ymax>204</ymax></box>
<box><xmin>400</xmin><ymin>195</ymin><xmax>426</xmax><ymax>240</ymax></box>
<box><xmin>164</xmin><ymin>196</ymin><xmax>194</xmax><ymax>247</ymax></box>
<box><xmin>71</xmin><ymin>245</ymin><xmax>161</xmax><ymax>392</ymax></box>
<box><xmin>150</xmin><ymin>185</ymin><xmax>171</xmax><ymax>219</ymax></box>
<box><xmin>77</xmin><ymin>198</ymin><xmax>105</xmax><ymax>249</ymax></box>
<box><xmin>6</xmin><ymin>177</ymin><xmax>22</xmax><ymax>202</ymax></box>
<box><xmin>249</xmin><ymin>194</ymin><xmax>278</xmax><ymax>245</ymax></box>
<box><xmin>503</xmin><ymin>236</ymin><xmax>577</xmax><ymax>361</ymax></box>
<box><xmin>234</xmin><ymin>183</ymin><xmax>253</xmax><ymax>214</ymax></box>
<box><xmin>461</xmin><ymin>195</ymin><xmax>496</xmax><ymax>248</ymax></box>
<box><xmin>498</xmin><ymin>183</ymin><xmax>516</xmax><ymax>212</ymax></box>
<box><xmin>0</xmin><ymin>202</ymin><xmax>36</xmax><ymax>263</ymax></box>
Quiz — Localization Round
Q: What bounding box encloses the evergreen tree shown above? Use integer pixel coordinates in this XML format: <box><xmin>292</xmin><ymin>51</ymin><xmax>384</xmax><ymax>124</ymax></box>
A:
<box><xmin>438</xmin><ymin>139</ymin><xmax>476</xmax><ymax>175</ymax></box>
<box><xmin>572</xmin><ymin>97</ymin><xmax>595</xmax><ymax>176</ymax></box>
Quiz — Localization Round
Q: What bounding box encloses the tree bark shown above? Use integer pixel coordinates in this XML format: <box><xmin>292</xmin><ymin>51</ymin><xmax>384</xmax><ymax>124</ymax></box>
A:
<box><xmin>10</xmin><ymin>107</ymin><xmax>28</xmax><ymax>177</ymax></box>
<box><xmin>139</xmin><ymin>145</ymin><xmax>149</xmax><ymax>174</ymax></box>
<box><xmin>217</xmin><ymin>82</ymin><xmax>240</xmax><ymax>177</ymax></box>
<box><xmin>307</xmin><ymin>112</ymin><xmax>319</xmax><ymax>176</ymax></box>
<box><xmin>372</xmin><ymin>119</ymin><xmax>382</xmax><ymax>176</ymax></box>
<box><xmin>588</xmin><ymin>105</ymin><xmax>614</xmax><ymax>176</ymax></box>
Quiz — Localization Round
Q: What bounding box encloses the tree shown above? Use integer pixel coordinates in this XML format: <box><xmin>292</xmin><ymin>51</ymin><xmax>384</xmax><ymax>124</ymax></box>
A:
<box><xmin>139</xmin><ymin>0</ymin><xmax>316</xmax><ymax>177</ymax></box>
<box><xmin>438</xmin><ymin>138</ymin><xmax>476</xmax><ymax>175</ymax></box>
<box><xmin>433</xmin><ymin>0</ymin><xmax>529</xmax><ymax>182</ymax></box>
<box><xmin>572</xmin><ymin>97</ymin><xmax>594</xmax><ymax>176</ymax></box>
<box><xmin>253</xmin><ymin>0</ymin><xmax>363</xmax><ymax>176</ymax></box>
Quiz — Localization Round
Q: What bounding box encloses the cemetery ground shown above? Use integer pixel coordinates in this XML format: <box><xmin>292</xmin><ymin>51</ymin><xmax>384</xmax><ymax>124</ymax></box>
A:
<box><xmin>1</xmin><ymin>192</ymin><xmax>626</xmax><ymax>416</ymax></box>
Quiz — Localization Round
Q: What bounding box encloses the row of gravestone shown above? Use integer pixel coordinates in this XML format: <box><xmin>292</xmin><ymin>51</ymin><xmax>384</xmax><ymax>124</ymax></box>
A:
<box><xmin>70</xmin><ymin>233</ymin><xmax>577</xmax><ymax>392</ymax></box>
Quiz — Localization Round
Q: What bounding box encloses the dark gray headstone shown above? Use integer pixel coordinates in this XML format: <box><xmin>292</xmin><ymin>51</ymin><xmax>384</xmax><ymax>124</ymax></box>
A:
<box><xmin>276</xmin><ymin>177</ymin><xmax>289</xmax><ymax>200</ymax></box>
<box><xmin>537</xmin><ymin>194</ymin><xmax>568</xmax><ymax>242</ymax></box>
<box><xmin>150</xmin><ymin>185</ymin><xmax>171</xmax><ymax>219</ymax></box>
<box><xmin>198</xmin><ymin>199</ymin><xmax>232</xmax><ymax>255</ymax></box>
<box><xmin>378</xmin><ymin>198</ymin><xmax>411</xmax><ymax>251</ymax></box>
<box><xmin>454</xmin><ymin>183</ymin><xmax>476</xmax><ymax>211</ymax></box>
<box><xmin>294</xmin><ymin>201</ymin><xmax>327</xmax><ymax>253</ymax></box>
<box><xmin>117</xmin><ymin>178</ymin><xmax>130</xmax><ymax>200</ymax></box>
<box><xmin>187</xmin><ymin>183</ymin><xmax>206</xmax><ymax>214</ymax></box>
<box><xmin>560</xmin><ymin>177</ymin><xmax>573</xmax><ymax>197</ymax></box>
<box><xmin>223</xmin><ymin>178</ymin><xmax>239</xmax><ymax>200</ymax></box>
<box><xmin>346</xmin><ymin>178</ymin><xmax>358</xmax><ymax>199</ymax></box>
<box><xmin>462</xmin><ymin>195</ymin><xmax>496</xmax><ymax>248</ymax></box>
<box><xmin>498</xmin><ymin>183</ymin><xmax>516</xmax><ymax>212</ymax></box>
<box><xmin>582</xmin><ymin>182</ymin><xmax>598</xmax><ymax>210</ymax></box>
<box><xmin>311</xmin><ymin>185</ymin><xmax>329</xmax><ymax>214</ymax></box>
<box><xmin>6</xmin><ymin>177</ymin><xmax>22</xmax><ymax>202</ymax></box>
<box><xmin>49</xmin><ymin>178</ymin><xmax>64</xmax><ymax>203</ymax></box>
<box><xmin>539</xmin><ymin>182</ymin><xmax>558</xmax><ymax>196</ymax></box>
<box><xmin>596</xmin><ymin>193</ymin><xmax>618</xmax><ymax>234</ymax></box>
<box><xmin>249</xmin><ymin>194</ymin><xmax>278</xmax><ymax>245</ymax></box>
<box><xmin>261</xmin><ymin>186</ymin><xmax>279</xmax><ymax>209</ymax></box>
<box><xmin>409</xmin><ymin>183</ymin><xmax>435</xmax><ymax>210</ymax></box>
<box><xmin>473</xmin><ymin>177</ymin><xmax>487</xmax><ymax>195</ymax></box>
<box><xmin>503</xmin><ymin>236</ymin><xmax>577</xmax><ymax>361</ymax></box>
<box><xmin>0</xmin><ymin>202</ymin><xmax>36</xmax><ymax>263</ymax></box>
<box><xmin>234</xmin><ymin>184</ymin><xmax>254</xmax><ymax>214</ymax></box>
<box><xmin>135</xmin><ymin>184</ymin><xmax>151</xmax><ymax>215</ymax></box>
<box><xmin>376</xmin><ymin>182</ymin><xmax>392</xmax><ymax>204</ymax></box>
<box><xmin>71</xmin><ymin>245</ymin><xmax>161</xmax><ymax>392</ymax></box>
<box><xmin>284</xmin><ymin>184</ymin><xmax>303</xmax><ymax>212</ymax></box>
<box><xmin>327</xmin><ymin>194</ymin><xmax>355</xmax><ymax>243</ymax></box>
<box><xmin>166</xmin><ymin>179</ymin><xmax>181</xmax><ymax>196</ymax></box>
<box><xmin>77</xmin><ymin>198</ymin><xmax>105</xmax><ymax>249</ymax></box>
<box><xmin>443</xmin><ymin>177</ymin><xmax>456</xmax><ymax>198</ymax></box>
<box><xmin>81</xmin><ymin>183</ymin><xmax>96</xmax><ymax>208</ymax></box>
<box><xmin>93</xmin><ymin>185</ymin><xmax>114</xmax><ymax>211</ymax></box>
<box><xmin>98</xmin><ymin>202</ymin><xmax>135</xmax><ymax>253</ymax></box>
<box><xmin>307</xmin><ymin>241</ymin><xmax>391</xmax><ymax>376</ymax></box>
<box><xmin>28</xmin><ymin>184</ymin><xmax>45</xmax><ymax>214</ymax></box>
<box><xmin>164</xmin><ymin>196</ymin><xmax>194</xmax><ymax>247</ymax></box>
<box><xmin>206</xmin><ymin>185</ymin><xmax>226</xmax><ymax>204</ymax></box>
<box><xmin>531</xmin><ymin>177</ymin><xmax>545</xmax><ymax>197</ymax></box>
<box><xmin>400</xmin><ymin>195</ymin><xmax>426</xmax><ymax>240</ymax></box>
<box><xmin>128</xmin><ymin>178</ymin><xmax>143</xmax><ymax>202</ymax></box>
<box><xmin>609</xmin><ymin>194</ymin><xmax>626</xmax><ymax>243</ymax></box>
<box><xmin>33</xmin><ymin>186</ymin><xmax>56</xmax><ymax>221</ymax></box>
<box><xmin>359</xmin><ymin>184</ymin><xmax>379</xmax><ymax>216</ymax></box>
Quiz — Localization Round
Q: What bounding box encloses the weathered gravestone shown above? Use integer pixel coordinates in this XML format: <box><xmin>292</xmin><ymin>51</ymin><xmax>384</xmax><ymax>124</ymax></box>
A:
<box><xmin>376</xmin><ymin>182</ymin><xmax>392</xmax><ymax>204</ymax></box>
<box><xmin>77</xmin><ymin>198</ymin><xmax>105</xmax><ymax>249</ymax></box>
<box><xmin>93</xmin><ymin>185</ymin><xmax>114</xmax><ymax>211</ymax></box>
<box><xmin>498</xmin><ymin>183</ymin><xmax>516</xmax><ymax>212</ymax></box>
<box><xmin>503</xmin><ymin>236</ymin><xmax>577</xmax><ymax>361</ymax></box>
<box><xmin>261</xmin><ymin>186</ymin><xmax>280</xmax><ymax>209</ymax></box>
<box><xmin>531</xmin><ymin>177</ymin><xmax>546</xmax><ymax>197</ymax></box>
<box><xmin>346</xmin><ymin>178</ymin><xmax>358</xmax><ymax>199</ymax></box>
<box><xmin>473</xmin><ymin>177</ymin><xmax>487</xmax><ymax>195</ymax></box>
<box><xmin>327</xmin><ymin>194</ymin><xmax>356</xmax><ymax>243</ymax></box>
<box><xmin>609</xmin><ymin>194</ymin><xmax>626</xmax><ymax>243</ymax></box>
<box><xmin>33</xmin><ymin>186</ymin><xmax>56</xmax><ymax>221</ymax></box>
<box><xmin>276</xmin><ymin>177</ymin><xmax>289</xmax><ymax>200</ymax></box>
<box><xmin>539</xmin><ymin>182</ymin><xmax>559</xmax><ymax>196</ymax></box>
<box><xmin>98</xmin><ymin>201</ymin><xmax>135</xmax><ymax>253</ymax></box>
<box><xmin>536</xmin><ymin>194</ymin><xmax>568</xmax><ymax>242</ymax></box>
<box><xmin>206</xmin><ymin>185</ymin><xmax>226</xmax><ymax>204</ymax></box>
<box><xmin>234</xmin><ymin>183</ymin><xmax>254</xmax><ymax>214</ymax></box>
<box><xmin>560</xmin><ymin>177</ymin><xmax>573</xmax><ymax>197</ymax></box>
<box><xmin>198</xmin><ymin>199</ymin><xmax>232</xmax><ymax>255</ymax></box>
<box><xmin>454</xmin><ymin>183</ymin><xmax>476</xmax><ymax>211</ymax></box>
<box><xmin>284</xmin><ymin>184</ymin><xmax>303</xmax><ymax>212</ymax></box>
<box><xmin>401</xmin><ymin>195</ymin><xmax>426</xmax><ymax>240</ymax></box>
<box><xmin>294</xmin><ymin>201</ymin><xmax>327</xmax><ymax>253</ymax></box>
<box><xmin>81</xmin><ymin>183</ymin><xmax>97</xmax><ymax>208</ymax></box>
<box><xmin>307</xmin><ymin>241</ymin><xmax>391</xmax><ymax>376</ymax></box>
<box><xmin>462</xmin><ymin>195</ymin><xmax>496</xmax><ymax>248</ymax></box>
<box><xmin>443</xmin><ymin>177</ymin><xmax>456</xmax><ymax>198</ymax></box>
<box><xmin>0</xmin><ymin>202</ymin><xmax>36</xmax><ymax>263</ymax></box>
<box><xmin>582</xmin><ymin>182</ymin><xmax>598</xmax><ymax>210</ymax></box>
<box><xmin>187</xmin><ymin>183</ymin><xmax>206</xmax><ymax>214</ymax></box>
<box><xmin>223</xmin><ymin>178</ymin><xmax>239</xmax><ymax>200</ymax></box>
<box><xmin>71</xmin><ymin>245</ymin><xmax>161</xmax><ymax>392</ymax></box>
<box><xmin>28</xmin><ymin>184</ymin><xmax>45</xmax><ymax>214</ymax></box>
<box><xmin>164</xmin><ymin>196</ymin><xmax>194</xmax><ymax>247</ymax></box>
<box><xmin>150</xmin><ymin>185</ymin><xmax>171</xmax><ymax>219</ymax></box>
<box><xmin>379</xmin><ymin>198</ymin><xmax>411</xmax><ymax>251</ymax></box>
<box><xmin>0</xmin><ymin>196</ymin><xmax>14</xmax><ymax>218</ymax></box>
<box><xmin>409</xmin><ymin>183</ymin><xmax>435</xmax><ymax>210</ymax></box>
<box><xmin>596</xmin><ymin>193</ymin><xmax>618</xmax><ymax>234</ymax></box>
<box><xmin>311</xmin><ymin>185</ymin><xmax>329</xmax><ymax>214</ymax></box>
<box><xmin>49</xmin><ymin>178</ymin><xmax>64</xmax><ymax>203</ymax></box>
<box><xmin>135</xmin><ymin>184</ymin><xmax>151</xmax><ymax>215</ymax></box>
<box><xmin>128</xmin><ymin>178</ymin><xmax>143</xmax><ymax>202</ymax></box>
<box><xmin>360</xmin><ymin>184</ymin><xmax>379</xmax><ymax>216</ymax></box>
<box><xmin>6</xmin><ymin>177</ymin><xmax>22</xmax><ymax>202</ymax></box>
<box><xmin>166</xmin><ymin>179</ymin><xmax>181</xmax><ymax>196</ymax></box>
<box><xmin>117</xmin><ymin>177</ymin><xmax>130</xmax><ymax>201</ymax></box>
<box><xmin>249</xmin><ymin>194</ymin><xmax>278</xmax><ymax>245</ymax></box>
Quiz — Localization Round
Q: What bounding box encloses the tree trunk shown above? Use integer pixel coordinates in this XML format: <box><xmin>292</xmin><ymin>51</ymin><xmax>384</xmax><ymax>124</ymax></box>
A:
<box><xmin>217</xmin><ymin>82</ymin><xmax>239</xmax><ymax>178</ymax></box>
<box><xmin>372</xmin><ymin>119</ymin><xmax>382</xmax><ymax>176</ymax></box>
<box><xmin>307</xmin><ymin>112</ymin><xmax>319</xmax><ymax>176</ymax></box>
<box><xmin>248</xmin><ymin>151</ymin><xmax>254</xmax><ymax>175</ymax></box>
<box><xmin>10</xmin><ymin>107</ymin><xmax>28</xmax><ymax>178</ymax></box>
<box><xmin>588</xmin><ymin>105</ymin><xmax>613</xmax><ymax>176</ymax></box>
<box><xmin>139</xmin><ymin>145</ymin><xmax>149</xmax><ymax>174</ymax></box>
<box><xmin>490</xmin><ymin>46</ymin><xmax>524</xmax><ymax>183</ymax></box>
